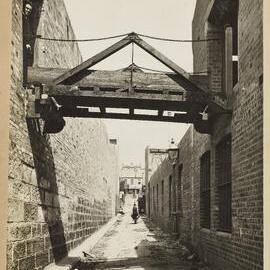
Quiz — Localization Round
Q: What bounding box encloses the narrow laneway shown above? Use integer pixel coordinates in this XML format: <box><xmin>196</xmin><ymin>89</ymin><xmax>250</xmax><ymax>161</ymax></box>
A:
<box><xmin>76</xmin><ymin>195</ymin><xmax>208</xmax><ymax>270</ymax></box>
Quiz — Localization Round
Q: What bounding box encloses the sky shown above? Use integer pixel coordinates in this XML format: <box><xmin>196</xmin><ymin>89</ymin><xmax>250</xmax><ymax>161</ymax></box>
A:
<box><xmin>63</xmin><ymin>0</ymin><xmax>197</xmax><ymax>166</ymax></box>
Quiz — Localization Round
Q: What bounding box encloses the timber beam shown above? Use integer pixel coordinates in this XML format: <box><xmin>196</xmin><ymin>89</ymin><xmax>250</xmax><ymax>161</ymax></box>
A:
<box><xmin>53</xmin><ymin>35</ymin><xmax>133</xmax><ymax>85</ymax></box>
<box><xmin>40</xmin><ymin>84</ymin><xmax>209</xmax><ymax>113</ymax></box>
<box><xmin>59</xmin><ymin>108</ymin><xmax>193</xmax><ymax>123</ymax></box>
<box><xmin>28</xmin><ymin>66</ymin><xmax>204</xmax><ymax>92</ymax></box>
<box><xmin>25</xmin><ymin>79</ymin><xmax>230</xmax><ymax>135</ymax></box>
<box><xmin>27</xmin><ymin>66</ymin><xmax>228</xmax><ymax>112</ymax></box>
<box><xmin>26</xmin><ymin>84</ymin><xmax>214</xmax><ymax>134</ymax></box>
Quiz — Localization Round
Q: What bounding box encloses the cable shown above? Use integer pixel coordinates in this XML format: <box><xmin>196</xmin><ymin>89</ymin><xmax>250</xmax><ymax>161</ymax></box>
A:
<box><xmin>134</xmin><ymin>64</ymin><xmax>209</xmax><ymax>75</ymax></box>
<box><xmin>136</xmin><ymin>65</ymin><xmax>175</xmax><ymax>74</ymax></box>
<box><xmin>34</xmin><ymin>33</ymin><xmax>130</xmax><ymax>42</ymax></box>
<box><xmin>138</xmin><ymin>33</ymin><xmax>219</xmax><ymax>43</ymax></box>
<box><xmin>25</xmin><ymin>32</ymin><xmax>219</xmax><ymax>43</ymax></box>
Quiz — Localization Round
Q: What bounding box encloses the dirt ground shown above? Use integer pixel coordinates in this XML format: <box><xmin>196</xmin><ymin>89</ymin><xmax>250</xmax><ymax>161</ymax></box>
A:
<box><xmin>75</xmin><ymin>196</ymin><xmax>210</xmax><ymax>270</ymax></box>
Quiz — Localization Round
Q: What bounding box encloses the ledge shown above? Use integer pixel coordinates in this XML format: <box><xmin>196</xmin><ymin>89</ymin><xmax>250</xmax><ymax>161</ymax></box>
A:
<box><xmin>200</xmin><ymin>228</ymin><xmax>232</xmax><ymax>239</ymax></box>
<box><xmin>200</xmin><ymin>228</ymin><xmax>211</xmax><ymax>234</ymax></box>
<box><xmin>215</xmin><ymin>230</ymin><xmax>232</xmax><ymax>238</ymax></box>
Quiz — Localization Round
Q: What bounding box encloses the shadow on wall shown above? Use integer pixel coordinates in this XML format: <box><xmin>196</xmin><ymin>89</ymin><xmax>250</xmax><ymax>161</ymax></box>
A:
<box><xmin>27</xmin><ymin>118</ymin><xmax>68</xmax><ymax>263</ymax></box>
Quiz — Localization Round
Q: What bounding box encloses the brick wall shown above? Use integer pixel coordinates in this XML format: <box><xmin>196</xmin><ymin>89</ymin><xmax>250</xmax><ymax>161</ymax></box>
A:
<box><xmin>193</xmin><ymin>1</ymin><xmax>263</xmax><ymax>269</ymax></box>
<box><xmin>148</xmin><ymin>126</ymin><xmax>210</xmax><ymax>245</ymax></box>
<box><xmin>148</xmin><ymin>154</ymin><xmax>173</xmax><ymax>232</ymax></box>
<box><xmin>8</xmin><ymin>0</ymin><xmax>119</xmax><ymax>269</ymax></box>
<box><xmin>148</xmin><ymin>1</ymin><xmax>263</xmax><ymax>269</ymax></box>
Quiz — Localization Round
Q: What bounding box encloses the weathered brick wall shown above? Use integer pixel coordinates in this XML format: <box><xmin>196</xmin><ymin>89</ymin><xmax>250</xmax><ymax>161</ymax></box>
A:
<box><xmin>8</xmin><ymin>0</ymin><xmax>119</xmax><ymax>269</ymax></box>
<box><xmin>148</xmin><ymin>127</ymin><xmax>210</xmax><ymax>246</ymax></box>
<box><xmin>148</xmin><ymin>1</ymin><xmax>263</xmax><ymax>269</ymax></box>
<box><xmin>193</xmin><ymin>1</ymin><xmax>263</xmax><ymax>269</ymax></box>
<box><xmin>148</xmin><ymin>155</ymin><xmax>172</xmax><ymax>232</ymax></box>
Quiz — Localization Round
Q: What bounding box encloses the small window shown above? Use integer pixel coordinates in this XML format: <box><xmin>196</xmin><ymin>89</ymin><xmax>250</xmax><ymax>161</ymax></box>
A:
<box><xmin>153</xmin><ymin>186</ymin><xmax>155</xmax><ymax>212</ymax></box>
<box><xmin>161</xmin><ymin>180</ymin><xmax>164</xmax><ymax>215</ymax></box>
<box><xmin>169</xmin><ymin>176</ymin><xmax>172</xmax><ymax>215</ymax></box>
<box><xmin>216</xmin><ymin>134</ymin><xmax>232</xmax><ymax>232</ymax></box>
<box><xmin>148</xmin><ymin>183</ymin><xmax>151</xmax><ymax>215</ymax></box>
<box><xmin>200</xmin><ymin>151</ymin><xmax>211</xmax><ymax>229</ymax></box>
<box><xmin>157</xmin><ymin>184</ymin><xmax>159</xmax><ymax>213</ymax></box>
<box><xmin>178</xmin><ymin>165</ymin><xmax>183</xmax><ymax>213</ymax></box>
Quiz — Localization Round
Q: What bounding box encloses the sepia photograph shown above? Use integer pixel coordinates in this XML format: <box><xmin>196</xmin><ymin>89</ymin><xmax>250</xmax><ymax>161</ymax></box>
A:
<box><xmin>1</xmin><ymin>0</ymin><xmax>266</xmax><ymax>269</ymax></box>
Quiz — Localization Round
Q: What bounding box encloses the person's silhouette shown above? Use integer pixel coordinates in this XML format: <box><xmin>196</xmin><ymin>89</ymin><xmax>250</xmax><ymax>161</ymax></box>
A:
<box><xmin>131</xmin><ymin>203</ymin><xmax>139</xmax><ymax>224</ymax></box>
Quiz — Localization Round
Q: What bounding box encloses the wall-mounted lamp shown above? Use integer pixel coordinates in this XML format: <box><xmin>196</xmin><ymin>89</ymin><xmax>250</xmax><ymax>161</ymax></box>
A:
<box><xmin>148</xmin><ymin>138</ymin><xmax>179</xmax><ymax>166</ymax></box>
<box><xmin>199</xmin><ymin>105</ymin><xmax>209</xmax><ymax>121</ymax></box>
<box><xmin>167</xmin><ymin>138</ymin><xmax>179</xmax><ymax>165</ymax></box>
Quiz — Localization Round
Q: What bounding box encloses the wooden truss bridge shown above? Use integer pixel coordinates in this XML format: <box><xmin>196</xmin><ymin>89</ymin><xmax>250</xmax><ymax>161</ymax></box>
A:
<box><xmin>26</xmin><ymin>32</ymin><xmax>231</xmax><ymax>134</ymax></box>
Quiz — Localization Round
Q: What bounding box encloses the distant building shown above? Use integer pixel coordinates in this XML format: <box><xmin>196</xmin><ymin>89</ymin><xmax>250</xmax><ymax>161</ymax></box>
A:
<box><xmin>119</xmin><ymin>164</ymin><xmax>145</xmax><ymax>194</ymax></box>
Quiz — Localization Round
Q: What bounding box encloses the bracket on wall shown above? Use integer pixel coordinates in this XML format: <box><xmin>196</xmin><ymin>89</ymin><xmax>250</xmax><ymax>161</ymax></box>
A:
<box><xmin>26</xmin><ymin>85</ymin><xmax>66</xmax><ymax>133</ymax></box>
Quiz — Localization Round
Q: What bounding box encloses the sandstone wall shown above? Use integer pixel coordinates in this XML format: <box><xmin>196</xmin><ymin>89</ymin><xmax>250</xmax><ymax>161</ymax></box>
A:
<box><xmin>8</xmin><ymin>1</ymin><xmax>119</xmax><ymax>269</ymax></box>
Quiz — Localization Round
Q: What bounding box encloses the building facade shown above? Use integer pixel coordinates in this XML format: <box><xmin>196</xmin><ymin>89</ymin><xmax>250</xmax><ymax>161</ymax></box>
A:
<box><xmin>8</xmin><ymin>0</ymin><xmax>120</xmax><ymax>269</ymax></box>
<box><xmin>147</xmin><ymin>1</ymin><xmax>263</xmax><ymax>270</ymax></box>
<box><xmin>119</xmin><ymin>165</ymin><xmax>145</xmax><ymax>194</ymax></box>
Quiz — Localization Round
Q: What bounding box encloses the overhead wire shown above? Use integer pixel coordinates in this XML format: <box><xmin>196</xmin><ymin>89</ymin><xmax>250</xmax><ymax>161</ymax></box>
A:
<box><xmin>32</xmin><ymin>33</ymin><xmax>130</xmax><ymax>42</ymax></box>
<box><xmin>27</xmin><ymin>32</ymin><xmax>219</xmax><ymax>43</ymax></box>
<box><xmin>137</xmin><ymin>33</ymin><xmax>219</xmax><ymax>43</ymax></box>
<box><xmin>27</xmin><ymin>31</ymin><xmax>211</xmax><ymax>75</ymax></box>
<box><xmin>134</xmin><ymin>64</ymin><xmax>209</xmax><ymax>75</ymax></box>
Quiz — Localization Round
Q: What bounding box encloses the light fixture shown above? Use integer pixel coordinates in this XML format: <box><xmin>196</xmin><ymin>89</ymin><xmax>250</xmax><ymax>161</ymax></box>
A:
<box><xmin>167</xmin><ymin>138</ymin><xmax>179</xmax><ymax>164</ymax></box>
<box><xmin>199</xmin><ymin>105</ymin><xmax>209</xmax><ymax>121</ymax></box>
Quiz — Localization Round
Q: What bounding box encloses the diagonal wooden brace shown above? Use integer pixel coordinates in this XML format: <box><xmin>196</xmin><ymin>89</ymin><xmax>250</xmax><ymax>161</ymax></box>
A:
<box><xmin>53</xmin><ymin>34</ymin><xmax>133</xmax><ymax>85</ymax></box>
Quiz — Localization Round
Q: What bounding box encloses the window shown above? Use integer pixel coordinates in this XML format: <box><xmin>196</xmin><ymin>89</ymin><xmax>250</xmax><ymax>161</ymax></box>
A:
<box><xmin>173</xmin><ymin>167</ymin><xmax>177</xmax><ymax>213</ymax></box>
<box><xmin>178</xmin><ymin>165</ymin><xmax>183</xmax><ymax>214</ymax></box>
<box><xmin>157</xmin><ymin>184</ymin><xmax>159</xmax><ymax>213</ymax></box>
<box><xmin>216</xmin><ymin>134</ymin><xmax>232</xmax><ymax>232</ymax></box>
<box><xmin>148</xmin><ymin>183</ymin><xmax>151</xmax><ymax>215</ymax></box>
<box><xmin>153</xmin><ymin>186</ymin><xmax>155</xmax><ymax>212</ymax></box>
<box><xmin>200</xmin><ymin>151</ymin><xmax>211</xmax><ymax>229</ymax></box>
<box><xmin>161</xmin><ymin>180</ymin><xmax>164</xmax><ymax>215</ymax></box>
<box><xmin>169</xmin><ymin>176</ymin><xmax>172</xmax><ymax>215</ymax></box>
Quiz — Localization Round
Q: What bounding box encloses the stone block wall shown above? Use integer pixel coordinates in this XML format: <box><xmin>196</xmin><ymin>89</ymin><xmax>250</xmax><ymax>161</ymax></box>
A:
<box><xmin>8</xmin><ymin>0</ymin><xmax>119</xmax><ymax>269</ymax></box>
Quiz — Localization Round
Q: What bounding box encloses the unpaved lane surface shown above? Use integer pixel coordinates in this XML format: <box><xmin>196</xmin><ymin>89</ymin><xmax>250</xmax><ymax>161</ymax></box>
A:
<box><xmin>76</xmin><ymin>197</ymin><xmax>209</xmax><ymax>270</ymax></box>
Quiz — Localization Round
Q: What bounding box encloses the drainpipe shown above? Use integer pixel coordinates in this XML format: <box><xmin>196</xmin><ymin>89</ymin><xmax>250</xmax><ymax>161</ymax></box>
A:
<box><xmin>224</xmin><ymin>25</ymin><xmax>233</xmax><ymax>107</ymax></box>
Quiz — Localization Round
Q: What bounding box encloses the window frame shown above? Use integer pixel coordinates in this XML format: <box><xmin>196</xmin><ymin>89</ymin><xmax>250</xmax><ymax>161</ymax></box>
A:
<box><xmin>169</xmin><ymin>175</ymin><xmax>172</xmax><ymax>215</ymax></box>
<box><xmin>200</xmin><ymin>151</ymin><xmax>211</xmax><ymax>229</ymax></box>
<box><xmin>216</xmin><ymin>134</ymin><xmax>232</xmax><ymax>233</ymax></box>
